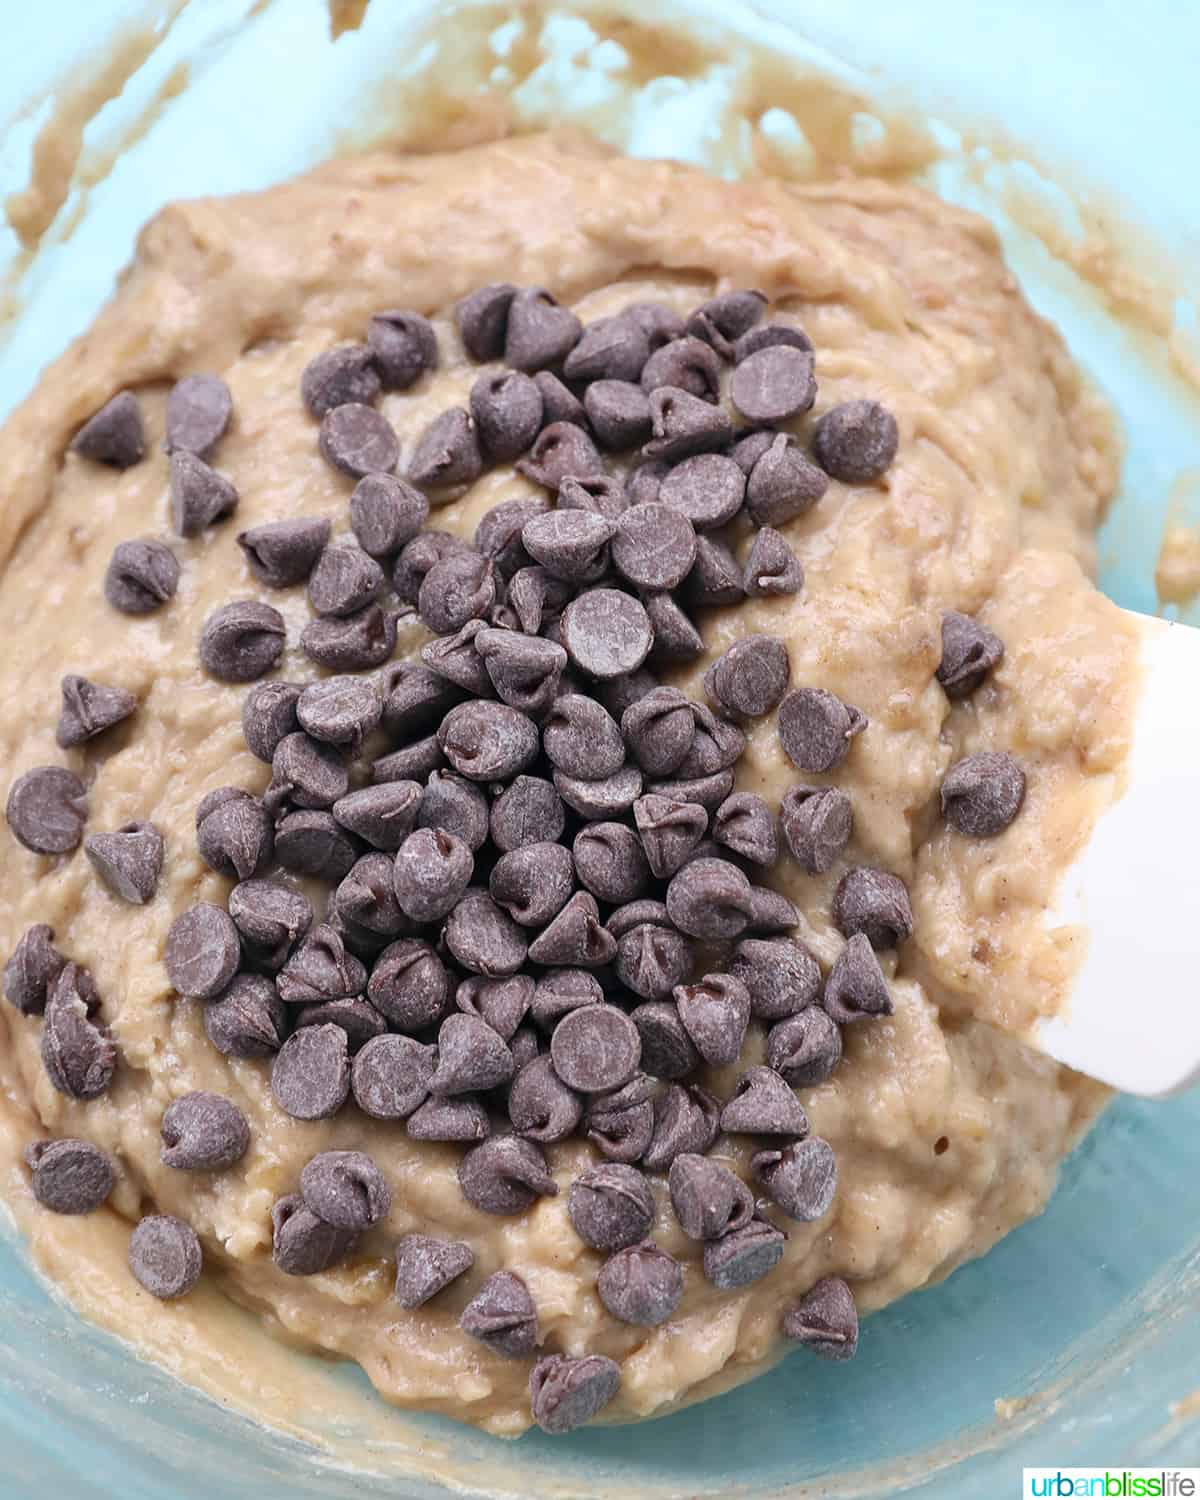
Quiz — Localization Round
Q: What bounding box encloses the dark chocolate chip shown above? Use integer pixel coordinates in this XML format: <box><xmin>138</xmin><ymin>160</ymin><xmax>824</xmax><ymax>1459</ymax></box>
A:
<box><xmin>703</xmin><ymin>635</ymin><xmax>789</xmax><ymax>722</ymax></box>
<box><xmin>529</xmin><ymin>1354</ymin><xmax>620</xmax><ymax>1434</ymax></box>
<box><xmin>476</xmin><ymin>497</ymin><xmax>550</xmax><ymax>580</ymax></box>
<box><xmin>371</xmin><ymin>737</ymin><xmax>445</xmax><ymax>786</ymax></box>
<box><xmin>227</xmin><ymin>880</ymin><xmax>312</xmax><ymax>972</ymax></box>
<box><xmin>559</xmin><ymin>589</ymin><xmax>654</xmax><ymax>679</ymax></box>
<box><xmin>584</xmin><ymin>379</ymin><xmax>652</xmax><ymax>450</ymax></box>
<box><xmin>444</xmin><ymin>888</ymin><xmax>528</xmax><ymax>977</ymax></box>
<box><xmin>783</xmin><ymin>1276</ymin><xmax>859</xmax><ymax>1360</ymax></box>
<box><xmin>394</xmin><ymin>1234</ymin><xmax>474</xmax><ymax>1308</ymax></box>
<box><xmin>333</xmin><ymin>852</ymin><xmax>408</xmax><ymax>936</ymax></box>
<box><xmin>564</xmin><ymin>314</ymin><xmax>651</xmax><ymax>383</ymax></box>
<box><xmin>527</xmin><ymin>891</ymin><xmax>616</xmax><ymax>968</ymax></box>
<box><xmin>320</xmin><ymin>402</ymin><xmax>400</xmax><ymax>478</ymax></box>
<box><xmin>812</xmin><ymin>399</ymin><xmax>898</xmax><ymax>484</ymax></box>
<box><xmin>633</xmin><ymin>794</ymin><xmax>707</xmax><ymax>880</ymax></box>
<box><xmin>729</xmin><ymin>937</ymin><xmax>821</xmax><ymax>1022</ymax></box>
<box><xmin>642</xmin><ymin>1083</ymin><xmax>720</xmax><ymax>1172</ymax></box>
<box><xmin>640</xmin><ymin>336</ymin><xmax>721</xmax><ymax>401</ymax></box>
<box><xmin>393</xmin><ymin>529</ymin><xmax>471</xmax><ymax>604</ymax></box>
<box><xmin>585</xmin><ymin>1076</ymin><xmax>656</xmax><ymax>1164</ymax></box>
<box><xmin>169</xmin><ymin>451</ymin><xmax>238</xmax><ymax>537</ymax></box>
<box><xmin>431</xmin><ymin>1012</ymin><xmax>515</xmax><ymax>1096</ymax></box>
<box><xmin>309</xmin><ymin>545</ymin><xmax>386</xmax><ymax>619</ymax></box>
<box><xmin>550</xmin><ymin>1004</ymin><xmax>641</xmax><ymax>1094</ymax></box>
<box><xmin>675</xmin><ymin>973</ymin><xmax>751</xmax><ymax>1067</ymax></box>
<box><xmin>458</xmin><ymin>1135</ymin><xmax>558</xmax><ymax>1215</ymax></box>
<box><xmin>658</xmin><ymin>453</ymin><xmax>745</xmax><ymax>531</ymax></box>
<box><xmin>598</xmin><ymin>1241</ymin><xmax>683</xmax><ymax>1326</ymax></box>
<box><xmin>274</xmin><ymin>810</ymin><xmax>359</xmax><ymax>880</ymax></box>
<box><xmin>350</xmin><ymin>474</ymin><xmax>428</xmax><ymax>560</ymax></box>
<box><xmin>277</xmin><ymin>923</ymin><xmax>366</xmax><ymax>1004</ymax></box>
<box><xmin>408</xmin><ymin>407</ymin><xmax>484</xmax><ymax>491</ymax></box>
<box><xmin>489</xmin><ymin>775</ymin><xmax>565</xmax><ymax>852</ymax></box>
<box><xmin>196</xmin><ymin>788</ymin><xmax>272</xmax><ymax>882</ymax></box>
<box><xmin>504</xmin><ymin>564</ymin><xmax>570</xmax><ymax>635</ymax></box>
<box><xmin>730</xmin><ymin>343</ymin><xmax>816</xmax><ymax>425</ymax></box>
<box><xmin>418</xmin><ymin>551</ymin><xmax>496</xmax><ymax>635</ymax></box>
<box><xmin>367</xmin><ymin>310</ymin><xmax>437</xmax><ymax>390</ymax></box>
<box><xmin>712</xmin><ymin>793</ymin><xmax>778</xmax><ymax>866</ymax></box>
<box><xmin>272</xmin><ymin>1194</ymin><xmax>357</xmax><ymax>1276</ymax></box>
<box><xmin>767</xmin><ymin>1007</ymin><xmax>843</xmax><ymax>1086</ymax></box>
<box><xmin>129</xmin><ymin>1215</ymin><xmax>202</xmax><ymax>1299</ymax></box>
<box><xmin>534</xmin><ymin>369</ymin><xmax>586</xmax><ymax>427</ymax></box>
<box><xmin>270</xmin><ymin>732</ymin><xmax>348</xmax><ymax>812</ymax></box>
<box><xmin>753</xmin><ymin>1137</ymin><xmax>837</xmax><ymax>1222</ymax></box>
<box><xmin>630</xmin><ymin>1001</ymin><xmax>699</xmax><ymax>1082</ymax></box>
<box><xmin>461</xmin><ymin>1269</ymin><xmax>538</xmax><ymax>1357</ymax></box>
<box><xmin>297</xmin><ymin>676</ymin><xmax>382</xmax><ymax>751</ymax></box>
<box><xmin>165</xmin><ymin>905</ymin><xmax>240</xmax><ymax>1000</ymax></box>
<box><xmin>160</xmin><ymin>1091</ymin><xmax>250</xmax><ymax>1171</ymax></box>
<box><xmin>702</xmin><ymin>1215</ymin><xmax>786</xmax><ymax>1289</ymax></box>
<box><xmin>646</xmin><ymin>769</ymin><xmax>734</xmax><ymax>812</ymax></box>
<box><xmin>621</xmin><ymin>690</ymin><xmax>693</xmax><ymax>779</ymax></box>
<box><xmin>823</xmin><ymin>932</ymin><xmax>894</xmax><ymax>1024</ymax></box>
<box><xmin>202</xmin><ymin>973</ymin><xmax>286</xmax><ymax>1058</ymax></box>
<box><xmin>743</xmin><ymin>527</ymin><xmax>804</xmax><ymax>598</ymax></box>
<box><xmin>237</xmin><ymin>518</ymin><xmax>330</xmax><ymax>588</ymax></box>
<box><xmin>439</xmin><ymin>701</ymin><xmax>539</xmax><ymax>782</ymax></box>
<box><xmin>643</xmin><ymin>591</ymin><xmax>704</xmax><ymax>661</ymax></box>
<box><xmin>457</xmin><ymin>282</ymin><xmax>516</xmax><ymax>361</ymax></box>
<box><xmin>554</xmin><ymin>764</ymin><xmax>644</xmax><ymax>822</ymax></box>
<box><xmin>675</xmin><ymin>705</ymin><xmax>745</xmax><ymax>779</ymax></box>
<box><xmin>522</xmin><ymin>510</ymin><xmax>614</xmax><ymax>585</ymax></box>
<box><xmin>199</xmin><ymin>600</ymin><xmax>286</xmax><ymax>682</ymax></box>
<box><xmin>295</xmin><ymin>995</ymin><xmax>386</xmax><ymax>1050</ymax></box>
<box><xmin>56</xmin><ymin>674</ymin><xmax>137</xmax><ymax>750</ymax></box>
<box><xmin>940</xmin><ymin>751</ymin><xmax>1025</xmax><ymax>837</ymax></box>
<box><xmin>833</xmin><ymin>867</ymin><xmax>913</xmax><ymax>949</ymax></box>
<box><xmin>301</xmin><ymin>603</ymin><xmax>402</xmax><ymax>671</ymax></box>
<box><xmin>543</xmin><ymin>694</ymin><xmax>624</xmax><ymax>781</ymax></box>
<box><xmin>467</xmin><ymin>370</ymin><xmax>543</xmax><ymax>462</ymax></box>
<box><xmin>504</xmin><ymin>287</ymin><xmax>582</xmax><ymax>372</ymax></box>
<box><xmin>611</xmin><ymin>502</ymin><xmax>697</xmax><ymax>592</ymax></box>
<box><xmin>624</xmin><ymin>460</ymin><xmax>669</xmax><ymax>507</ymax></box>
<box><xmin>70</xmin><ymin>391</ymin><xmax>144</xmax><ymax>468</ymax></box>
<box><xmin>165</xmin><ymin>373</ymin><xmax>232</xmax><ymax>459</ymax></box>
<box><xmin>731</xmin><ymin>429</ymin><xmax>775</xmax><ymax>474</ymax></box>
<box><xmin>614</xmin><ymin>920</ymin><xmax>691</xmax><ymax>1002</ymax></box>
<box><xmin>573</xmin><ymin>823</ymin><xmax>650</xmax><ymax>905</ymax></box>
<box><xmin>734</xmin><ymin>322</ymin><xmax>814</xmax><ymax>362</ymax></box>
<box><xmin>40</xmin><ymin>967</ymin><xmax>114</xmax><ymax>1099</ymax></box>
<box><xmin>937</xmin><ymin>612</ymin><xmax>1005</xmax><ymax>699</ymax></box>
<box><xmin>568</xmin><ymin>1163</ymin><xmax>655</xmax><ymax>1252</ymax></box>
<box><xmin>780</xmin><ymin>785</ymin><xmax>853</xmax><ymax>875</ymax></box>
<box><xmin>476</xmin><ymin>629</ymin><xmax>567</xmax><ymax>718</ymax></box>
<box><xmin>459</xmin><ymin>974</ymin><xmax>534</xmax><ymax>1042</ymax></box>
<box><xmin>271</xmin><ymin>1023</ymin><xmax>351</xmax><ymax>1119</ymax></box>
<box><xmin>300</xmin><ymin>1149</ymin><xmax>391</xmax><ymax>1230</ymax></box>
<box><xmin>380</xmin><ymin>661</ymin><xmax>464</xmax><ymax>740</ymax></box>
<box><xmin>624</xmin><ymin>300</ymin><xmax>686</xmax><ymax>350</ymax></box>
<box><xmin>516</xmin><ymin>421</ymin><xmax>605</xmax><ymax>491</ymax></box>
<box><xmin>242</xmin><ymin>681</ymin><xmax>302</xmax><ymax>762</ymax></box>
<box><xmin>420</xmin><ymin>619</ymin><xmax>492</xmax><ymax>697</ymax></box>
<box><xmin>104</xmin><ymin>539</ymin><xmax>180</xmax><ymax>615</ymax></box>
<box><xmin>490</xmin><ymin>842</ymin><xmax>574</xmax><ymax>928</ymax></box>
<box><xmin>4</xmin><ymin>925</ymin><xmax>64</xmax><ymax>1016</ymax></box>
<box><xmin>350</xmin><ymin>1032</ymin><xmax>435</xmax><ymax>1119</ymax></box>
<box><xmin>24</xmin><ymin>1137</ymin><xmax>115</xmax><ymax>1213</ymax></box>
<box><xmin>687</xmin><ymin>290</ymin><xmax>766</xmax><ymax>358</ymax></box>
<box><xmin>777</xmin><ymin>688</ymin><xmax>866</xmax><ymax>773</ymax></box>
<box><xmin>407</xmin><ymin>1093</ymin><xmax>491</xmax><ymax>1141</ymax></box>
<box><xmin>415</xmin><ymin>770</ymin><xmax>488</xmax><ymax>853</ymax></box>
<box><xmin>531</xmin><ymin>968</ymin><xmax>603</xmax><ymax>1030</ymax></box>
<box><xmin>392</xmin><ymin>829</ymin><xmax>474</xmax><ymax>924</ymax></box>
<box><xmin>84</xmin><ymin>821</ymin><xmax>163</xmax><ymax>904</ymax></box>
<box><xmin>668</xmin><ymin>1153</ymin><xmax>754</xmax><ymax>1241</ymax></box>
<box><xmin>643</xmin><ymin>386</ymin><xmax>732</xmax><ymax>461</ymax></box>
<box><xmin>721</xmin><ymin>1065</ymin><xmax>809</xmax><ymax>1137</ymax></box>
<box><xmin>6</xmin><ymin>766</ymin><xmax>87</xmax><ymax>855</ymax></box>
<box><xmin>665</xmin><ymin>856</ymin><xmax>753</xmax><ymax>941</ymax></box>
<box><xmin>745</xmin><ymin>432</ymin><xmax>828</xmax><ymax>526</ymax></box>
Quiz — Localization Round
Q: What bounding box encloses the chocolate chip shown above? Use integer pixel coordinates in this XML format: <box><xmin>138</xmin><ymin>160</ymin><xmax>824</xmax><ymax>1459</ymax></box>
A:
<box><xmin>445</xmin><ymin>889</ymin><xmax>529</xmax><ymax>977</ymax></box>
<box><xmin>702</xmin><ymin>636</ymin><xmax>788</xmax><ymax>723</ymax></box>
<box><xmin>780</xmin><ymin>784</ymin><xmax>852</xmax><ymax>875</ymax></box>
<box><xmin>393</xmin><ymin>531</ymin><xmax>470</xmax><ymax>605</ymax></box>
<box><xmin>299</xmin><ymin>1149</ymin><xmax>390</xmax><ymax>1230</ymax></box>
<box><xmin>743</xmin><ymin>527</ymin><xmax>804</xmax><ymax>598</ymax></box>
<box><xmin>941</xmin><ymin>751</ymin><xmax>1025</xmax><ymax>837</ymax></box>
<box><xmin>409</xmin><ymin>407</ymin><xmax>485</xmax><ymax>492</ymax></box>
<box><xmin>598</xmin><ymin>1241</ymin><xmax>682</xmax><ymax>1326</ymax></box>
<box><xmin>665</xmin><ymin>856</ymin><xmax>753</xmax><ymax>942</ymax></box>
<box><xmin>199</xmin><ymin>600</ymin><xmax>285</xmax><ymax>682</ymax></box>
<box><xmin>777</xmin><ymin>688</ymin><xmax>866</xmax><ymax>773</ymax></box>
<box><xmin>731</xmin><ymin>344</ymin><xmax>816</xmax><ymax>425</ymax></box>
<box><xmin>165</xmin><ymin>904</ymin><xmax>240</xmax><ymax>1000</ymax></box>
<box><xmin>609</xmin><ymin>502</ymin><xmax>697</xmax><ymax>593</ymax></box>
<box><xmin>504</xmin><ymin>287</ymin><xmax>582</xmax><ymax>372</ymax></box>
<box><xmin>71</xmin><ymin>391</ymin><xmax>144</xmax><ymax>468</ymax></box>
<box><xmin>296</xmin><ymin>679</ymin><xmax>381</xmax><ymax>752</ymax></box>
<box><xmin>6</xmin><ymin>766</ymin><xmax>87</xmax><ymax>855</ymax></box>
<box><xmin>394</xmin><ymin>1234</ymin><xmax>473</xmax><ymax>1308</ymax></box>
<box><xmin>554</xmin><ymin>764</ymin><xmax>644</xmax><ymax>822</ymax></box>
<box><xmin>412</xmin><ymin>771</ymin><xmax>486</xmax><ymax>854</ymax></box>
<box><xmin>407</xmin><ymin>1093</ymin><xmax>491</xmax><ymax>1141</ymax></box>
<box><xmin>527</xmin><ymin>891</ymin><xmax>616</xmax><ymax>968</ymax></box>
<box><xmin>629</xmin><ymin>795</ymin><xmax>704</xmax><ymax>881</ymax></box>
<box><xmin>585</xmin><ymin>1076</ymin><xmax>656</xmax><ymax>1164</ymax></box>
<box><xmin>522</xmin><ymin>510</ymin><xmax>614</xmax><ymax>584</ymax></box>
<box><xmin>629</xmin><ymin>1001</ymin><xmax>698</xmax><ymax>1082</ymax></box>
<box><xmin>476</xmin><ymin>510</ymin><xmax>549</xmax><ymax>595</ymax></box>
<box><xmin>169</xmin><ymin>451</ymin><xmax>238</xmax><ymax>537</ymax></box>
<box><xmin>559</xmin><ymin>589</ymin><xmax>652</xmax><ymax>680</ymax></box>
<box><xmin>534</xmin><ymin>369</ymin><xmax>586</xmax><ymax>427</ymax></box>
<box><xmin>516</xmin><ymin>421</ymin><xmax>605</xmax><ymax>491</ymax></box>
<box><xmin>711</xmin><ymin>793</ymin><xmax>777</xmax><ymax>867</ymax></box>
<box><xmin>640</xmin><ymin>337</ymin><xmax>721</xmax><ymax>401</ymax></box>
<box><xmin>731</xmin><ymin>430</ymin><xmax>775</xmax><ymax>474</ymax></box>
<box><xmin>457</xmin><ymin>282</ymin><xmax>516</xmax><ymax>360</ymax></box>
<box><xmin>129</xmin><ymin>1215</ymin><xmax>202</xmax><ymax>1299</ymax></box>
<box><xmin>84</xmin><ymin>821</ymin><xmax>163</xmax><ymax>904</ymax></box>
<box><xmin>417</xmin><ymin>551</ymin><xmax>495</xmax><ymax>636</ymax></box>
<box><xmin>56</xmin><ymin>674</ymin><xmax>136</xmax><ymax>750</ymax></box>
<box><xmin>688</xmin><ymin>290</ymin><xmax>766</xmax><ymax>358</ymax></box>
<box><xmin>388</xmin><ymin>831</ymin><xmax>469</xmax><ymax>926</ymax></box>
<box><xmin>458</xmin><ymin>975</ymin><xmax>533</xmax><ymax>1043</ymax></box>
<box><xmin>503</xmin><ymin>1054</ymin><xmax>579</xmax><ymax>1144</ymax></box>
<box><xmin>572</xmin><ymin>823</ymin><xmax>649</xmax><ymax>906</ymax></box>
<box><xmin>346</xmin><ymin>477</ymin><xmax>425</xmax><ymax>563</ymax></box>
<box><xmin>202</xmin><ymin>973</ymin><xmax>285</xmax><ymax>1058</ymax></box>
<box><xmin>309</xmin><ymin>545</ymin><xmax>384</xmax><ymax>619</ymax></box>
<box><xmin>241</xmin><ymin>681</ymin><xmax>302</xmax><ymax>762</ymax></box>
<box><xmin>331</xmin><ymin>852</ymin><xmax>407</xmax><ymax>936</ymax></box>
<box><xmin>529</xmin><ymin>1353</ymin><xmax>620</xmax><ymax>1434</ymax></box>
<box><xmin>269</xmin><ymin>732</ymin><xmax>348</xmax><ymax>812</ymax></box>
<box><xmin>618</xmin><ymin>690</ymin><xmax>690</xmax><ymax>779</ymax></box>
<box><xmin>833</xmin><ymin>867</ymin><xmax>912</xmax><ymax>949</ymax></box>
<box><xmin>272</xmin><ymin>1194</ymin><xmax>358</xmax><ymax>1276</ymax></box>
<box><xmin>812</xmin><ymin>399</ymin><xmax>898</xmax><ymax>483</ymax></box>
<box><xmin>624</xmin><ymin>460</ymin><xmax>669</xmax><ymax>508</ymax></box>
<box><xmin>624</xmin><ymin>301</ymin><xmax>686</xmax><ymax>350</ymax></box>
<box><xmin>721</xmin><ymin>1066</ymin><xmax>808</xmax><ymax>1138</ymax></box>
<box><xmin>428</xmin><ymin>1013</ymin><xmax>513</xmax><ymax>1096</ymax></box>
<box><xmin>296</xmin><ymin>995</ymin><xmax>385</xmax><ymax>1050</ymax></box>
<box><xmin>824</xmin><ymin>933</ymin><xmax>893</xmax><ymax>1026</ymax></box>
<box><xmin>459</xmin><ymin>1269</ymin><xmax>539</xmax><ymax>1358</ymax></box>
<box><xmin>104</xmin><ymin>538</ymin><xmax>179</xmax><ymax>614</ymax></box>
<box><xmin>675</xmin><ymin>706</ymin><xmax>745</xmax><ymax>779</ymax></box>
<box><xmin>485</xmin><ymin>775</ymin><xmax>562</xmax><ymax>853</ymax></box>
<box><xmin>320</xmin><ymin>402</ymin><xmax>400</xmax><ymax>478</ymax></box>
<box><xmin>368</xmin><ymin>310</ymin><xmax>437</xmax><ymax>389</ymax></box>
<box><xmin>419</xmin><ymin>620</ymin><xmax>490</xmax><ymax>698</ymax></box>
<box><xmin>703</xmin><ymin>1216</ymin><xmax>786</xmax><ymax>1289</ymax></box>
<box><xmin>195</xmin><ymin>790</ymin><xmax>271</xmax><ymax>885</ymax></box>
<box><xmin>935</xmin><ymin>614</ymin><xmax>1004</xmax><ymax>703</ymax></box>
<box><xmin>458</xmin><ymin>1134</ymin><xmax>557</xmax><ymax>1215</ymax></box>
<box><xmin>166</xmin><ymin>373</ymin><xmax>232</xmax><ymax>459</ymax></box>
<box><xmin>657</xmin><ymin>453</ymin><xmax>744</xmax><ymax>531</ymax></box>
<box><xmin>441</xmin><ymin>700</ymin><xmax>539</xmax><ymax>782</ymax></box>
<box><xmin>668</xmin><ymin>1154</ymin><xmax>754</xmax><ymax>1241</ymax></box>
<box><xmin>380</xmin><ymin>662</ymin><xmax>464</xmax><ymax>740</ymax></box>
<box><xmin>745</xmin><ymin>433</ymin><xmax>828</xmax><ymax>526</ymax></box>
<box><xmin>531</xmin><ymin>968</ymin><xmax>603</xmax><ymax>1030</ymax></box>
<box><xmin>275</xmin><ymin>810</ymin><xmax>359</xmax><ymax>880</ymax></box>
<box><xmin>271</xmin><ymin>1024</ymin><xmax>351</xmax><ymax>1119</ymax></box>
<box><xmin>727</xmin><ymin>936</ymin><xmax>819</xmax><ymax>1023</ymax></box>
<box><xmin>568</xmin><ymin>1164</ymin><xmax>655</xmax><ymax>1251</ymax></box>
<box><xmin>476</xmin><ymin>629</ymin><xmax>567</xmax><ymax>718</ymax></box>
<box><xmin>277</xmin><ymin>924</ymin><xmax>366</xmax><ymax>1004</ymax></box>
<box><xmin>4</xmin><ymin>925</ymin><xmax>64</xmax><ymax>1016</ymax></box>
<box><xmin>302</xmin><ymin>603</ymin><xmax>402</xmax><ymax>671</ymax></box>
<box><xmin>642</xmin><ymin>1083</ymin><xmax>720</xmax><ymax>1172</ymax></box>
<box><xmin>348</xmin><ymin>1032</ymin><xmax>434</xmax><ymax>1118</ymax></box>
<box><xmin>542</xmin><ymin>694</ymin><xmax>623</xmax><ymax>782</ymax></box>
<box><xmin>487</xmin><ymin>843</ymin><xmax>572</xmax><ymax>928</ymax></box>
<box><xmin>583</xmin><ymin>380</ymin><xmax>652</xmax><ymax>451</ymax></box>
<box><xmin>226</xmin><ymin>881</ymin><xmax>310</xmax><ymax>973</ymax></box>
<box><xmin>40</xmin><ymin>966</ymin><xmax>114</xmax><ymax>1099</ymax></box>
<box><xmin>549</xmin><ymin>1004</ymin><xmax>640</xmax><ymax>1095</ymax></box>
<box><xmin>646</xmin><ymin>769</ymin><xmax>734</xmax><ymax>812</ymax></box>
<box><xmin>463</xmin><ymin>370</ymin><xmax>542</xmax><ymax>462</ymax></box>
<box><xmin>644</xmin><ymin>386</ymin><xmax>732</xmax><ymax>461</ymax></box>
<box><xmin>24</xmin><ymin>1137</ymin><xmax>115</xmax><ymax>1213</ymax></box>
<box><xmin>735</xmin><ymin>322</ymin><xmax>814</xmax><ymax>362</ymax></box>
<box><xmin>371</xmin><ymin>737</ymin><xmax>445</xmax><ymax>785</ymax></box>
<box><xmin>237</xmin><ymin>517</ymin><xmax>331</xmax><ymax>588</ymax></box>
<box><xmin>615</xmin><ymin>921</ymin><xmax>691</xmax><ymax>1004</ymax></box>
<box><xmin>160</xmin><ymin>1091</ymin><xmax>250</xmax><ymax>1171</ymax></box>
<box><xmin>674</xmin><ymin>973</ymin><xmax>751</xmax><ymax>1067</ymax></box>
<box><xmin>784</xmin><ymin>1276</ymin><xmax>859</xmax><ymax>1359</ymax></box>
<box><xmin>750</xmin><ymin>884</ymin><xmax>801</xmax><ymax>936</ymax></box>
<box><xmin>643</xmin><ymin>591</ymin><xmax>704</xmax><ymax>662</ymax></box>
<box><xmin>753</xmin><ymin>1136</ymin><xmax>837</xmax><ymax>1222</ymax></box>
<box><xmin>564</xmin><ymin>315</ymin><xmax>651</xmax><ymax>384</ymax></box>
<box><xmin>767</xmin><ymin>1006</ymin><xmax>843</xmax><ymax>1086</ymax></box>
<box><xmin>503</xmin><ymin>564</ymin><xmax>568</xmax><ymax>635</ymax></box>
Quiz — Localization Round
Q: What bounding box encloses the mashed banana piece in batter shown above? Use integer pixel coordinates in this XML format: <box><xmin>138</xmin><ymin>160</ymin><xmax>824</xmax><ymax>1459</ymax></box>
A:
<box><xmin>0</xmin><ymin>135</ymin><xmax>1133</xmax><ymax>1434</ymax></box>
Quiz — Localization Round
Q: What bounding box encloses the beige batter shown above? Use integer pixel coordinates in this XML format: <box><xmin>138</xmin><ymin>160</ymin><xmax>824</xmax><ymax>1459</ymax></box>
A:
<box><xmin>0</xmin><ymin>134</ymin><xmax>1135</xmax><ymax>1435</ymax></box>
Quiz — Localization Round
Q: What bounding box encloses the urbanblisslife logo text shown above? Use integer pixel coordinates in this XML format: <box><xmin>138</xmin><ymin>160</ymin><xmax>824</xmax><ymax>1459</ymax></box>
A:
<box><xmin>1023</xmin><ymin>1472</ymin><xmax>1199</xmax><ymax>1497</ymax></box>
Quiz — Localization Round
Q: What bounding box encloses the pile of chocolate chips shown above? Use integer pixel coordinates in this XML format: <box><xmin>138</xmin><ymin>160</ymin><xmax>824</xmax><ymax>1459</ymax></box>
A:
<box><xmin>4</xmin><ymin>281</ymin><xmax>1026</xmax><ymax>1434</ymax></box>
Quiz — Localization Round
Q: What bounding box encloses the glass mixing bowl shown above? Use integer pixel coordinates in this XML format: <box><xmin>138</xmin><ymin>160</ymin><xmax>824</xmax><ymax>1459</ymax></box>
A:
<box><xmin>0</xmin><ymin>2</ymin><xmax>1197</xmax><ymax>1494</ymax></box>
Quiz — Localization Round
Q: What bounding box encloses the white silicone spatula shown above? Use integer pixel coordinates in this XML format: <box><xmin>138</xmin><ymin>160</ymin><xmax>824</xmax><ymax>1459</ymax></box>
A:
<box><xmin>1028</xmin><ymin>612</ymin><xmax>1200</xmax><ymax>1096</ymax></box>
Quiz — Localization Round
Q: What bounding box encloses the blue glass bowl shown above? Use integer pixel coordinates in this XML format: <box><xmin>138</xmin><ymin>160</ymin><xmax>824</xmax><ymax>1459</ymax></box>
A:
<box><xmin>1</xmin><ymin>2</ymin><xmax>1197</xmax><ymax>1493</ymax></box>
